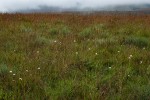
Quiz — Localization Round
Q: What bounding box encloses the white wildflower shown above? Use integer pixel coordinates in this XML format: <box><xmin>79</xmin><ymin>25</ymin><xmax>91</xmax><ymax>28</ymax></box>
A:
<box><xmin>19</xmin><ymin>78</ymin><xmax>22</xmax><ymax>81</ymax></box>
<box><xmin>76</xmin><ymin>52</ymin><xmax>78</xmax><ymax>55</ymax></box>
<box><xmin>130</xmin><ymin>55</ymin><xmax>133</xmax><ymax>57</ymax></box>
<box><xmin>128</xmin><ymin>55</ymin><xmax>133</xmax><ymax>59</ymax></box>
<box><xmin>37</xmin><ymin>51</ymin><xmax>39</xmax><ymax>54</ymax></box>
<box><xmin>9</xmin><ymin>71</ymin><xmax>12</xmax><ymax>73</ymax></box>
<box><xmin>37</xmin><ymin>67</ymin><xmax>40</xmax><ymax>70</ymax></box>
<box><xmin>128</xmin><ymin>57</ymin><xmax>131</xmax><ymax>59</ymax></box>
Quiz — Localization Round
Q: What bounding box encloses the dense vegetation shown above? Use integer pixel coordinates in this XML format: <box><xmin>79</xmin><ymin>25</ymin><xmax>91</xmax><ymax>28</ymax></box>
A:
<box><xmin>0</xmin><ymin>13</ymin><xmax>150</xmax><ymax>100</ymax></box>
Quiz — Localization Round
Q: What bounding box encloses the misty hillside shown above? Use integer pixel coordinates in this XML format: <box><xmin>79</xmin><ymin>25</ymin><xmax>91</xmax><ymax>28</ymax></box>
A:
<box><xmin>15</xmin><ymin>4</ymin><xmax>150</xmax><ymax>13</ymax></box>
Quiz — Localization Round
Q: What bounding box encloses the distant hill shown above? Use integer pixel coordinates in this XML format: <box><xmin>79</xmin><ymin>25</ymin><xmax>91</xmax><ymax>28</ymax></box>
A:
<box><xmin>15</xmin><ymin>4</ymin><xmax>150</xmax><ymax>13</ymax></box>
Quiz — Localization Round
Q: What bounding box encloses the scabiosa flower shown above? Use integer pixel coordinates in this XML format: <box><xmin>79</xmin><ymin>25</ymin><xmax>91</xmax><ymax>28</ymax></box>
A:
<box><xmin>54</xmin><ymin>40</ymin><xmax>57</xmax><ymax>43</ymax></box>
<box><xmin>13</xmin><ymin>74</ymin><xmax>16</xmax><ymax>76</ymax></box>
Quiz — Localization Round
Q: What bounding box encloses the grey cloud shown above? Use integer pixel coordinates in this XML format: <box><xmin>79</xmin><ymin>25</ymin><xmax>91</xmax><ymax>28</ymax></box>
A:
<box><xmin>0</xmin><ymin>0</ymin><xmax>150</xmax><ymax>12</ymax></box>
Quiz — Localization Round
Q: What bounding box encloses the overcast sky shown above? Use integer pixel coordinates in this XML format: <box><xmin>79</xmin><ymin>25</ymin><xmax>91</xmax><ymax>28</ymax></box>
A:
<box><xmin>0</xmin><ymin>0</ymin><xmax>150</xmax><ymax>12</ymax></box>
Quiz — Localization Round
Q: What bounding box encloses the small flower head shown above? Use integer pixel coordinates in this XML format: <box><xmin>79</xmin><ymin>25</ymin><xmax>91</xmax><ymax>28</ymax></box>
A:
<box><xmin>37</xmin><ymin>67</ymin><xmax>40</xmax><ymax>70</ymax></box>
<box><xmin>19</xmin><ymin>78</ymin><xmax>22</xmax><ymax>81</ymax></box>
<box><xmin>26</xmin><ymin>70</ymin><xmax>29</xmax><ymax>72</ymax></box>
<box><xmin>88</xmin><ymin>48</ymin><xmax>91</xmax><ymax>50</ymax></box>
<box><xmin>140</xmin><ymin>61</ymin><xmax>143</xmax><ymax>64</ymax></box>
<box><xmin>95</xmin><ymin>53</ymin><xmax>98</xmax><ymax>55</ymax></box>
<box><xmin>109</xmin><ymin>67</ymin><xmax>112</xmax><ymax>69</ymax></box>
<box><xmin>54</xmin><ymin>40</ymin><xmax>57</xmax><ymax>43</ymax></box>
<box><xmin>9</xmin><ymin>71</ymin><xmax>12</xmax><ymax>73</ymax></box>
<box><xmin>130</xmin><ymin>55</ymin><xmax>133</xmax><ymax>57</ymax></box>
<box><xmin>37</xmin><ymin>51</ymin><xmax>39</xmax><ymax>54</ymax></box>
<box><xmin>13</xmin><ymin>74</ymin><xmax>16</xmax><ymax>76</ymax></box>
<box><xmin>128</xmin><ymin>55</ymin><xmax>133</xmax><ymax>59</ymax></box>
<box><xmin>117</xmin><ymin>51</ymin><xmax>120</xmax><ymax>53</ymax></box>
<box><xmin>74</xmin><ymin>40</ymin><xmax>76</xmax><ymax>43</ymax></box>
<box><xmin>76</xmin><ymin>52</ymin><xmax>78</xmax><ymax>55</ymax></box>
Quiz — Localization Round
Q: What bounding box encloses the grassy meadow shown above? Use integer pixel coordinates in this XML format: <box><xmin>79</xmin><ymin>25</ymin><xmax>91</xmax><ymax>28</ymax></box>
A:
<box><xmin>0</xmin><ymin>13</ymin><xmax>150</xmax><ymax>100</ymax></box>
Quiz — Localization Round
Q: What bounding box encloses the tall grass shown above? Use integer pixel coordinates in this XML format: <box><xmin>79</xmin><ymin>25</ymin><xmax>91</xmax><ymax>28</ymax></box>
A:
<box><xmin>0</xmin><ymin>13</ymin><xmax>150</xmax><ymax>100</ymax></box>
